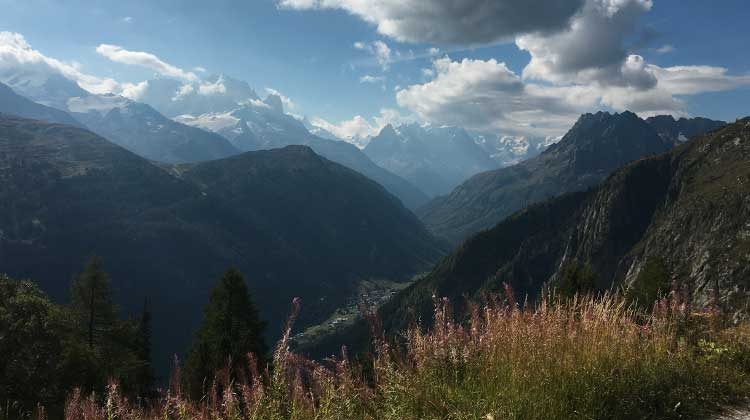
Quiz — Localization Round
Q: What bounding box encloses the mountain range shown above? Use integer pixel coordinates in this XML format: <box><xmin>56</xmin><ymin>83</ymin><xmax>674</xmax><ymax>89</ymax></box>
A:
<box><xmin>0</xmin><ymin>115</ymin><xmax>445</xmax><ymax>373</ymax></box>
<box><xmin>0</xmin><ymin>75</ymin><xmax>430</xmax><ymax>209</ymax></box>
<box><xmin>418</xmin><ymin>111</ymin><xmax>725</xmax><ymax>244</ymax></box>
<box><xmin>380</xmin><ymin>116</ymin><xmax>750</xmax><ymax>334</ymax></box>
<box><xmin>305</xmin><ymin>115</ymin><xmax>748</xmax><ymax>357</ymax></box>
<box><xmin>363</xmin><ymin>124</ymin><xmax>499</xmax><ymax>197</ymax></box>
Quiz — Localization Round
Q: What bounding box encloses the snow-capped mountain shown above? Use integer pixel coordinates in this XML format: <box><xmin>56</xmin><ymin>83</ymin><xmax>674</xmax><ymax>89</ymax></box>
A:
<box><xmin>0</xmin><ymin>71</ymin><xmax>90</xmax><ymax>110</ymax></box>
<box><xmin>0</xmin><ymin>71</ymin><xmax>239</xmax><ymax>163</ymax></box>
<box><xmin>364</xmin><ymin>123</ymin><xmax>499</xmax><ymax>197</ymax></box>
<box><xmin>135</xmin><ymin>74</ymin><xmax>261</xmax><ymax>118</ymax></box>
<box><xmin>474</xmin><ymin>134</ymin><xmax>561</xmax><ymax>167</ymax></box>
<box><xmin>151</xmin><ymin>77</ymin><xmax>430</xmax><ymax>209</ymax></box>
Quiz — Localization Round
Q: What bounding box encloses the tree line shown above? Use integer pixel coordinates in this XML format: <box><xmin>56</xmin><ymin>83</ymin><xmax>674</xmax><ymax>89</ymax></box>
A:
<box><xmin>0</xmin><ymin>258</ymin><xmax>267</xmax><ymax>419</ymax></box>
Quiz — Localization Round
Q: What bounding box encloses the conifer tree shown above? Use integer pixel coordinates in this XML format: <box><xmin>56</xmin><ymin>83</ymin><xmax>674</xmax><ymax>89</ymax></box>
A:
<box><xmin>134</xmin><ymin>298</ymin><xmax>154</xmax><ymax>395</ymax></box>
<box><xmin>184</xmin><ymin>268</ymin><xmax>267</xmax><ymax>399</ymax></box>
<box><xmin>557</xmin><ymin>261</ymin><xmax>597</xmax><ymax>298</ymax></box>
<box><xmin>70</xmin><ymin>256</ymin><xmax>117</xmax><ymax>350</ymax></box>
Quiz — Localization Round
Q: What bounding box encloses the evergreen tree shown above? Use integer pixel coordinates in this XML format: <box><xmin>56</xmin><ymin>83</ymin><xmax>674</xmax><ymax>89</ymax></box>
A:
<box><xmin>625</xmin><ymin>258</ymin><xmax>671</xmax><ymax>310</ymax></box>
<box><xmin>184</xmin><ymin>268</ymin><xmax>267</xmax><ymax>399</ymax></box>
<box><xmin>134</xmin><ymin>298</ymin><xmax>154</xmax><ymax>396</ymax></box>
<box><xmin>70</xmin><ymin>256</ymin><xmax>117</xmax><ymax>350</ymax></box>
<box><xmin>557</xmin><ymin>261</ymin><xmax>597</xmax><ymax>298</ymax></box>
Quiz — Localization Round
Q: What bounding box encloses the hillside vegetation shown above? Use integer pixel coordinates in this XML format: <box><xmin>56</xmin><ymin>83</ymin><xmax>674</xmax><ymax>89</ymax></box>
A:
<box><xmin>60</xmin><ymin>291</ymin><xmax>750</xmax><ymax>420</ymax></box>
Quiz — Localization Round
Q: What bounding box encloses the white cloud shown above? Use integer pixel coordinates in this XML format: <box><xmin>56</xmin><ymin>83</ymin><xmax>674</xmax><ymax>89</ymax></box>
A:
<box><xmin>654</xmin><ymin>44</ymin><xmax>674</xmax><ymax>54</ymax></box>
<box><xmin>354</xmin><ymin>40</ymin><xmax>395</xmax><ymax>70</ymax></box>
<box><xmin>121</xmin><ymin>80</ymin><xmax>150</xmax><ymax>100</ymax></box>
<box><xmin>264</xmin><ymin>87</ymin><xmax>296</xmax><ymax>110</ymax></box>
<box><xmin>172</xmin><ymin>83</ymin><xmax>195</xmax><ymax>101</ymax></box>
<box><xmin>359</xmin><ymin>75</ymin><xmax>385</xmax><ymax>84</ymax></box>
<box><xmin>194</xmin><ymin>66</ymin><xmax>207</xmax><ymax>73</ymax></box>
<box><xmin>96</xmin><ymin>44</ymin><xmax>198</xmax><ymax>82</ymax></box>
<box><xmin>122</xmin><ymin>16</ymin><xmax>134</xmax><ymax>24</ymax></box>
<box><xmin>396</xmin><ymin>57</ymin><xmax>579</xmax><ymax>137</ymax></box>
<box><xmin>0</xmin><ymin>31</ymin><xmax>121</xmax><ymax>95</ymax></box>
<box><xmin>310</xmin><ymin>108</ymin><xmax>413</xmax><ymax>147</ymax></box>
<box><xmin>395</xmin><ymin>54</ymin><xmax>750</xmax><ymax>137</ymax></box>
<box><xmin>197</xmin><ymin>76</ymin><xmax>227</xmax><ymax>95</ymax></box>
<box><xmin>649</xmin><ymin>65</ymin><xmax>750</xmax><ymax>95</ymax></box>
<box><xmin>277</xmin><ymin>0</ymin><xmax>585</xmax><ymax>44</ymax></box>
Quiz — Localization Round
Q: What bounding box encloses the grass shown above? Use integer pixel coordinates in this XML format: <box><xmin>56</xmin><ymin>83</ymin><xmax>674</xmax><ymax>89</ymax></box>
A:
<box><xmin>60</xmin><ymin>290</ymin><xmax>750</xmax><ymax>420</ymax></box>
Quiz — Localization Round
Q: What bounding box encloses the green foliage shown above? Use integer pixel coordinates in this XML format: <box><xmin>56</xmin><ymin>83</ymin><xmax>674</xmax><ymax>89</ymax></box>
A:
<box><xmin>184</xmin><ymin>268</ymin><xmax>267</xmax><ymax>399</ymax></box>
<box><xmin>65</xmin><ymin>295</ymin><xmax>750</xmax><ymax>420</ymax></box>
<box><xmin>557</xmin><ymin>261</ymin><xmax>597</xmax><ymax>298</ymax></box>
<box><xmin>133</xmin><ymin>299</ymin><xmax>154</xmax><ymax>396</ymax></box>
<box><xmin>625</xmin><ymin>258</ymin><xmax>671</xmax><ymax>309</ymax></box>
<box><xmin>70</xmin><ymin>256</ymin><xmax>117</xmax><ymax>350</ymax></box>
<box><xmin>0</xmin><ymin>275</ymin><xmax>66</xmax><ymax>418</ymax></box>
<box><xmin>0</xmin><ymin>259</ymin><xmax>154</xmax><ymax>418</ymax></box>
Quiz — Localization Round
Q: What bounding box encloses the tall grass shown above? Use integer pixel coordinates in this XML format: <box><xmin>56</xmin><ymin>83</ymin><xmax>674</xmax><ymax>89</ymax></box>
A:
<box><xmin>62</xmin><ymin>291</ymin><xmax>750</xmax><ymax>420</ymax></box>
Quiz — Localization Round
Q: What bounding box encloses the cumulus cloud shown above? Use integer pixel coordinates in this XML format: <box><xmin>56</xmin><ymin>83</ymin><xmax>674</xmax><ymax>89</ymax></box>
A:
<box><xmin>264</xmin><ymin>88</ymin><xmax>296</xmax><ymax>110</ymax></box>
<box><xmin>517</xmin><ymin>0</ymin><xmax>655</xmax><ymax>88</ymax></box>
<box><xmin>277</xmin><ymin>0</ymin><xmax>586</xmax><ymax>44</ymax></box>
<box><xmin>197</xmin><ymin>76</ymin><xmax>227</xmax><ymax>95</ymax></box>
<box><xmin>310</xmin><ymin>108</ymin><xmax>413</xmax><ymax>147</ymax></box>
<box><xmin>96</xmin><ymin>44</ymin><xmax>198</xmax><ymax>82</ymax></box>
<box><xmin>396</xmin><ymin>57</ymin><xmax>580</xmax><ymax>137</ymax></box>
<box><xmin>395</xmin><ymin>54</ymin><xmax>750</xmax><ymax>137</ymax></box>
<box><xmin>121</xmin><ymin>80</ymin><xmax>150</xmax><ymax>100</ymax></box>
<box><xmin>0</xmin><ymin>31</ymin><xmax>120</xmax><ymax>95</ymax></box>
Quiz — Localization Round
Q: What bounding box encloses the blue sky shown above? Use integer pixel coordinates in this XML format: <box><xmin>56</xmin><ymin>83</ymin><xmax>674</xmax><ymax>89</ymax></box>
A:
<box><xmin>0</xmin><ymin>0</ymin><xmax>748</xmax><ymax>139</ymax></box>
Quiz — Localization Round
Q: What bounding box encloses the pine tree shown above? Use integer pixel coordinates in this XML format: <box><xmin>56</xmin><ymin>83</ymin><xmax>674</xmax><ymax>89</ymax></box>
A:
<box><xmin>70</xmin><ymin>256</ymin><xmax>117</xmax><ymax>350</ymax></box>
<box><xmin>557</xmin><ymin>261</ymin><xmax>597</xmax><ymax>298</ymax></box>
<box><xmin>134</xmin><ymin>298</ymin><xmax>154</xmax><ymax>396</ymax></box>
<box><xmin>184</xmin><ymin>268</ymin><xmax>267</xmax><ymax>399</ymax></box>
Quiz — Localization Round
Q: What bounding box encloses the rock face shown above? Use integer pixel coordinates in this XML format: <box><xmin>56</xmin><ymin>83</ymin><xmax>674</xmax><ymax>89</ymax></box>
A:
<box><xmin>364</xmin><ymin>124</ymin><xmax>498</xmax><ymax>197</ymax></box>
<box><xmin>0</xmin><ymin>116</ymin><xmax>445</xmax><ymax>373</ymax></box>
<box><xmin>418</xmin><ymin>111</ymin><xmax>673</xmax><ymax>245</ymax></box>
<box><xmin>646</xmin><ymin>115</ymin><xmax>726</xmax><ymax>144</ymax></box>
<box><xmin>380</xmin><ymin>117</ymin><xmax>750</xmax><ymax>333</ymax></box>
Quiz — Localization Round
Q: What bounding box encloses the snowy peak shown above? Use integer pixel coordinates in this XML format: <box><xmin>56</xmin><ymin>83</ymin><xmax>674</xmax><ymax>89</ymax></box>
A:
<box><xmin>365</xmin><ymin>122</ymin><xmax>499</xmax><ymax>197</ymax></box>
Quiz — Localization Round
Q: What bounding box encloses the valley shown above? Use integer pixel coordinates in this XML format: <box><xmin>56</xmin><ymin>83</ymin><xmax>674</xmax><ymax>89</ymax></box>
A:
<box><xmin>1</xmin><ymin>6</ymin><xmax>749</xmax><ymax>417</ymax></box>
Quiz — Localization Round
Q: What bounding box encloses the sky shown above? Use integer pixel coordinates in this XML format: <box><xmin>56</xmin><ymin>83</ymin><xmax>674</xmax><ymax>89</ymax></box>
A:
<box><xmin>0</xmin><ymin>0</ymin><xmax>749</xmax><ymax>140</ymax></box>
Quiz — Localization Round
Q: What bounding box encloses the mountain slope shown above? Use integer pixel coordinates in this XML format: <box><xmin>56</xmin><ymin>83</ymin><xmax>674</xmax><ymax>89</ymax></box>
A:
<box><xmin>180</xmin><ymin>146</ymin><xmax>442</xmax><ymax>280</ymax></box>
<box><xmin>646</xmin><ymin>115</ymin><xmax>726</xmax><ymax>144</ymax></box>
<box><xmin>417</xmin><ymin>111</ymin><xmax>674</xmax><ymax>244</ymax></box>
<box><xmin>0</xmin><ymin>116</ymin><xmax>444</xmax><ymax>372</ymax></box>
<box><xmin>364</xmin><ymin>124</ymin><xmax>498</xmax><ymax>197</ymax></box>
<box><xmin>178</xmin><ymin>104</ymin><xmax>430</xmax><ymax>209</ymax></box>
<box><xmin>379</xmin><ymin>117</ymin><xmax>750</xmax><ymax>335</ymax></box>
<box><xmin>70</xmin><ymin>96</ymin><xmax>240</xmax><ymax>163</ymax></box>
<box><xmin>0</xmin><ymin>82</ymin><xmax>81</xmax><ymax>127</ymax></box>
